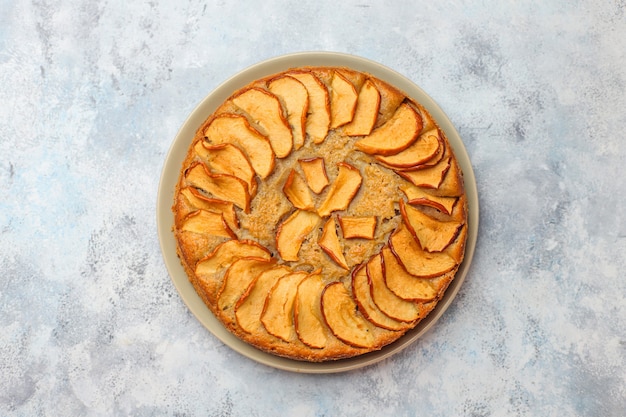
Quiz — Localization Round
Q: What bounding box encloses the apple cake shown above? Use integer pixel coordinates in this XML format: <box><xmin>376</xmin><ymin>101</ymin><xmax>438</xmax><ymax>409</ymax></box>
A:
<box><xmin>172</xmin><ymin>66</ymin><xmax>468</xmax><ymax>362</ymax></box>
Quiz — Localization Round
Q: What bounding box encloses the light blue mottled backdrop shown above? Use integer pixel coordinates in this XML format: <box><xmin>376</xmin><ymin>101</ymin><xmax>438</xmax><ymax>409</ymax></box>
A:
<box><xmin>1</xmin><ymin>1</ymin><xmax>625</xmax><ymax>416</ymax></box>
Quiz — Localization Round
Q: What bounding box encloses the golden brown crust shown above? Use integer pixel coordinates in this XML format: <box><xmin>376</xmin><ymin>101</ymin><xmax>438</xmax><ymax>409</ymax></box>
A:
<box><xmin>172</xmin><ymin>66</ymin><xmax>468</xmax><ymax>362</ymax></box>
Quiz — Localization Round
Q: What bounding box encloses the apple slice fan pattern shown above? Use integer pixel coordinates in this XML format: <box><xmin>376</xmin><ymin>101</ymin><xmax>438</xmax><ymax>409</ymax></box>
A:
<box><xmin>173</xmin><ymin>67</ymin><xmax>468</xmax><ymax>362</ymax></box>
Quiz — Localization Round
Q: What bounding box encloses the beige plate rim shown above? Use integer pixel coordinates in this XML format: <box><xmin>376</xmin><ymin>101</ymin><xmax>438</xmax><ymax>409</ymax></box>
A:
<box><xmin>156</xmin><ymin>51</ymin><xmax>479</xmax><ymax>374</ymax></box>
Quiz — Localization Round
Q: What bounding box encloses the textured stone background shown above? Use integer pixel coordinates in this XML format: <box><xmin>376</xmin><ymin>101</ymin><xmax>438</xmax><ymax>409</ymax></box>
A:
<box><xmin>1</xmin><ymin>1</ymin><xmax>625</xmax><ymax>416</ymax></box>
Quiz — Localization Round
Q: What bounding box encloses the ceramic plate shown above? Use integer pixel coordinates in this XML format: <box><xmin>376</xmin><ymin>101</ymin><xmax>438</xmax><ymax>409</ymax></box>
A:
<box><xmin>157</xmin><ymin>51</ymin><xmax>479</xmax><ymax>373</ymax></box>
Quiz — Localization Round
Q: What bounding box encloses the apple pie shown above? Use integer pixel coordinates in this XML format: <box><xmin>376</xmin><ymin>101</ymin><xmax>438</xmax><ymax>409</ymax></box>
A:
<box><xmin>172</xmin><ymin>66</ymin><xmax>468</xmax><ymax>362</ymax></box>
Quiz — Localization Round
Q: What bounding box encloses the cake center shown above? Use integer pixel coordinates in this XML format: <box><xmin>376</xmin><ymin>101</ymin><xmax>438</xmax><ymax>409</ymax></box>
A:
<box><xmin>237</xmin><ymin>139</ymin><xmax>404</xmax><ymax>281</ymax></box>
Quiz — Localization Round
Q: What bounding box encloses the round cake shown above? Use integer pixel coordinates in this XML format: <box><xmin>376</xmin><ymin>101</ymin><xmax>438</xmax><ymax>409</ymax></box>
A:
<box><xmin>172</xmin><ymin>66</ymin><xmax>468</xmax><ymax>362</ymax></box>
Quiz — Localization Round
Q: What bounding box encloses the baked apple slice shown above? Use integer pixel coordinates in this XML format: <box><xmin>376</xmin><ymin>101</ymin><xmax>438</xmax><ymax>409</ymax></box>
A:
<box><xmin>367</xmin><ymin>254</ymin><xmax>422</xmax><ymax>322</ymax></box>
<box><xmin>447</xmin><ymin>223</ymin><xmax>467</xmax><ymax>264</ymax></box>
<box><xmin>298</xmin><ymin>157</ymin><xmax>329</xmax><ymax>194</ymax></box>
<box><xmin>400</xmin><ymin>200</ymin><xmax>463</xmax><ymax>252</ymax></box>
<box><xmin>431</xmin><ymin>158</ymin><xmax>465</xmax><ymax>197</ymax></box>
<box><xmin>288</xmin><ymin>71</ymin><xmax>330</xmax><ymax>144</ymax></box>
<box><xmin>195</xmin><ymin>239</ymin><xmax>271</xmax><ymax>278</ymax></box>
<box><xmin>317</xmin><ymin>163</ymin><xmax>362</xmax><ymax>218</ymax></box>
<box><xmin>261</xmin><ymin>271</ymin><xmax>308</xmax><ymax>342</ymax></box>
<box><xmin>204</xmin><ymin>114</ymin><xmax>275</xmax><ymax>179</ymax></box>
<box><xmin>294</xmin><ymin>271</ymin><xmax>329</xmax><ymax>349</ymax></box>
<box><xmin>276</xmin><ymin>210</ymin><xmax>321</xmax><ymax>261</ymax></box>
<box><xmin>399</xmin><ymin>183</ymin><xmax>457</xmax><ymax>215</ymax></box>
<box><xmin>448</xmin><ymin>194</ymin><xmax>467</xmax><ymax>223</ymax></box>
<box><xmin>388</xmin><ymin>223</ymin><xmax>457</xmax><ymax>278</ymax></box>
<box><xmin>217</xmin><ymin>257</ymin><xmax>275</xmax><ymax>312</ymax></box>
<box><xmin>354</xmin><ymin>102</ymin><xmax>423</xmax><ymax>156</ymax></box>
<box><xmin>180</xmin><ymin>187</ymin><xmax>239</xmax><ymax>230</ymax></box>
<box><xmin>343</xmin><ymin>79</ymin><xmax>381</xmax><ymax>136</ymax></box>
<box><xmin>397</xmin><ymin>157</ymin><xmax>451</xmax><ymax>189</ymax></box>
<box><xmin>318</xmin><ymin>217</ymin><xmax>349</xmax><ymax>269</ymax></box>
<box><xmin>403</xmin><ymin>133</ymin><xmax>447</xmax><ymax>171</ymax></box>
<box><xmin>374</xmin><ymin>130</ymin><xmax>442</xmax><ymax>169</ymax></box>
<box><xmin>181</xmin><ymin>209</ymin><xmax>236</xmax><ymax>239</ymax></box>
<box><xmin>351</xmin><ymin>264</ymin><xmax>414</xmax><ymax>331</ymax></box>
<box><xmin>232</xmin><ymin>87</ymin><xmax>293</xmax><ymax>158</ymax></box>
<box><xmin>193</xmin><ymin>141</ymin><xmax>257</xmax><ymax>196</ymax></box>
<box><xmin>235</xmin><ymin>265</ymin><xmax>292</xmax><ymax>334</ymax></box>
<box><xmin>370</xmin><ymin>78</ymin><xmax>405</xmax><ymax>127</ymax></box>
<box><xmin>321</xmin><ymin>281</ymin><xmax>377</xmax><ymax>349</ymax></box>
<box><xmin>184</xmin><ymin>162</ymin><xmax>250</xmax><ymax>212</ymax></box>
<box><xmin>416</xmin><ymin>105</ymin><xmax>437</xmax><ymax>132</ymax></box>
<box><xmin>338</xmin><ymin>216</ymin><xmax>376</xmax><ymax>239</ymax></box>
<box><xmin>282</xmin><ymin>169</ymin><xmax>314</xmax><ymax>211</ymax></box>
<box><xmin>329</xmin><ymin>71</ymin><xmax>358</xmax><ymax>128</ymax></box>
<box><xmin>267</xmin><ymin>75</ymin><xmax>308</xmax><ymax>150</ymax></box>
<box><xmin>381</xmin><ymin>246</ymin><xmax>438</xmax><ymax>302</ymax></box>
